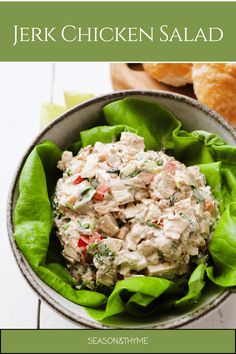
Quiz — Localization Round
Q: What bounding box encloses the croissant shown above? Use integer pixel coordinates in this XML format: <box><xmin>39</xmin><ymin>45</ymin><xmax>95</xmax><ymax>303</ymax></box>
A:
<box><xmin>143</xmin><ymin>63</ymin><xmax>193</xmax><ymax>87</ymax></box>
<box><xmin>192</xmin><ymin>63</ymin><xmax>236</xmax><ymax>125</ymax></box>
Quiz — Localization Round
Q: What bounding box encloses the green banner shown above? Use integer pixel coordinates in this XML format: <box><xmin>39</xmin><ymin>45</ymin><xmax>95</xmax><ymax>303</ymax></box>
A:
<box><xmin>1</xmin><ymin>329</ymin><xmax>235</xmax><ymax>353</ymax></box>
<box><xmin>0</xmin><ymin>2</ymin><xmax>235</xmax><ymax>61</ymax></box>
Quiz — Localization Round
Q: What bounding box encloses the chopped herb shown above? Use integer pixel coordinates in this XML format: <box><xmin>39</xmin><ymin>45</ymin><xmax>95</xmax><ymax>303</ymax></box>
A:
<box><xmin>66</xmin><ymin>169</ymin><xmax>72</xmax><ymax>176</ymax></box>
<box><xmin>81</xmin><ymin>186</ymin><xmax>93</xmax><ymax>196</ymax></box>
<box><xmin>156</xmin><ymin>159</ymin><xmax>164</xmax><ymax>166</ymax></box>
<box><xmin>83</xmin><ymin>223</ymin><xmax>91</xmax><ymax>229</ymax></box>
<box><xmin>146</xmin><ymin>221</ymin><xmax>161</xmax><ymax>229</ymax></box>
<box><xmin>191</xmin><ymin>185</ymin><xmax>205</xmax><ymax>203</ymax></box>
<box><xmin>65</xmin><ymin>202</ymin><xmax>74</xmax><ymax>210</ymax></box>
<box><xmin>95</xmin><ymin>243</ymin><xmax>115</xmax><ymax>261</ymax></box>
<box><xmin>169</xmin><ymin>192</ymin><xmax>178</xmax><ymax>205</ymax></box>
<box><xmin>87</xmin><ymin>243</ymin><xmax>98</xmax><ymax>253</ymax></box>
<box><xmin>180</xmin><ymin>212</ymin><xmax>187</xmax><ymax>219</ymax></box>
<box><xmin>77</xmin><ymin>219</ymin><xmax>93</xmax><ymax>230</ymax></box>
<box><xmin>62</xmin><ymin>222</ymin><xmax>70</xmax><ymax>231</ymax></box>
<box><xmin>100</xmin><ymin>243</ymin><xmax>113</xmax><ymax>256</ymax></box>
<box><xmin>57</xmin><ymin>208</ymin><xmax>65</xmax><ymax>218</ymax></box>
<box><xmin>128</xmin><ymin>169</ymin><xmax>142</xmax><ymax>178</ymax></box>
<box><xmin>180</xmin><ymin>212</ymin><xmax>192</xmax><ymax>225</ymax></box>
<box><xmin>77</xmin><ymin>219</ymin><xmax>82</xmax><ymax>227</ymax></box>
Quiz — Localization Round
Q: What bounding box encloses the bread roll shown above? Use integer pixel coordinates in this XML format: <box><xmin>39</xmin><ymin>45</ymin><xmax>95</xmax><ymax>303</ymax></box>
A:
<box><xmin>143</xmin><ymin>63</ymin><xmax>193</xmax><ymax>87</ymax></box>
<box><xmin>192</xmin><ymin>63</ymin><xmax>236</xmax><ymax>125</ymax></box>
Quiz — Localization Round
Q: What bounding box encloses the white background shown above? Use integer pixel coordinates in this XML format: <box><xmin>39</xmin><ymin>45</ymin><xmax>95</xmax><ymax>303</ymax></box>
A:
<box><xmin>0</xmin><ymin>62</ymin><xmax>235</xmax><ymax>329</ymax></box>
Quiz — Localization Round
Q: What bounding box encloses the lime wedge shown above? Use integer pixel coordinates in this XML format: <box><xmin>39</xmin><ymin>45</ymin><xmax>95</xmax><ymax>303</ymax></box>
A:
<box><xmin>40</xmin><ymin>102</ymin><xmax>66</xmax><ymax>130</ymax></box>
<box><xmin>40</xmin><ymin>92</ymin><xmax>95</xmax><ymax>130</ymax></box>
<box><xmin>64</xmin><ymin>91</ymin><xmax>94</xmax><ymax>109</ymax></box>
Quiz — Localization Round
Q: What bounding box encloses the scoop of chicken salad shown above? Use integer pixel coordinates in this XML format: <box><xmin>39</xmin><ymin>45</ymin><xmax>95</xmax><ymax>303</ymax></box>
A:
<box><xmin>53</xmin><ymin>132</ymin><xmax>219</xmax><ymax>291</ymax></box>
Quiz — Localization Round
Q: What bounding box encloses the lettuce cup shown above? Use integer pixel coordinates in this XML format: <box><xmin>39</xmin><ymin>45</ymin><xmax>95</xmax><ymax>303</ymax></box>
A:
<box><xmin>7</xmin><ymin>90</ymin><xmax>236</xmax><ymax>328</ymax></box>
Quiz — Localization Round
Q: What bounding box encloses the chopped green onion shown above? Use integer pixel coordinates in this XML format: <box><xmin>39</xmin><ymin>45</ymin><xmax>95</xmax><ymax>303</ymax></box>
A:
<box><xmin>95</xmin><ymin>243</ymin><xmax>115</xmax><ymax>259</ymax></box>
<box><xmin>128</xmin><ymin>169</ymin><xmax>142</xmax><ymax>178</ymax></box>
<box><xmin>65</xmin><ymin>202</ymin><xmax>74</xmax><ymax>210</ymax></box>
<box><xmin>77</xmin><ymin>219</ymin><xmax>82</xmax><ymax>227</ymax></box>
<box><xmin>81</xmin><ymin>186</ymin><xmax>93</xmax><ymax>196</ymax></box>
<box><xmin>87</xmin><ymin>243</ymin><xmax>98</xmax><ymax>252</ymax></box>
<box><xmin>83</xmin><ymin>223</ymin><xmax>91</xmax><ymax>229</ymax></box>
<box><xmin>77</xmin><ymin>217</ymin><xmax>94</xmax><ymax>230</ymax></box>
<box><xmin>191</xmin><ymin>185</ymin><xmax>205</xmax><ymax>203</ymax></box>
<box><xmin>180</xmin><ymin>212</ymin><xmax>193</xmax><ymax>225</ymax></box>
<box><xmin>146</xmin><ymin>221</ymin><xmax>161</xmax><ymax>229</ymax></box>
<box><xmin>156</xmin><ymin>159</ymin><xmax>164</xmax><ymax>166</ymax></box>
<box><xmin>62</xmin><ymin>222</ymin><xmax>70</xmax><ymax>231</ymax></box>
<box><xmin>169</xmin><ymin>192</ymin><xmax>178</xmax><ymax>205</ymax></box>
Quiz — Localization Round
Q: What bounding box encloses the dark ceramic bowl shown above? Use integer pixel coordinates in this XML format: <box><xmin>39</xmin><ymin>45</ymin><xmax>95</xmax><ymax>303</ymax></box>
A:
<box><xmin>7</xmin><ymin>90</ymin><xmax>236</xmax><ymax>328</ymax></box>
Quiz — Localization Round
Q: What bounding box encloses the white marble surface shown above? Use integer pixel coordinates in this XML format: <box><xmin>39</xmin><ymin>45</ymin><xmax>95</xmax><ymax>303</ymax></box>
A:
<box><xmin>0</xmin><ymin>62</ymin><xmax>235</xmax><ymax>329</ymax></box>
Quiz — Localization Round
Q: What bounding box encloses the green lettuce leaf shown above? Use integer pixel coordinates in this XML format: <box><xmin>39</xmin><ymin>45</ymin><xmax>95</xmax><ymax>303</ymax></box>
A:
<box><xmin>86</xmin><ymin>277</ymin><xmax>175</xmax><ymax>320</ymax></box>
<box><xmin>80</xmin><ymin>125</ymin><xmax>137</xmax><ymax>147</ymax></box>
<box><xmin>102</xmin><ymin>97</ymin><xmax>181</xmax><ymax>150</ymax></box>
<box><xmin>67</xmin><ymin>140</ymin><xmax>82</xmax><ymax>155</ymax></box>
<box><xmin>198</xmin><ymin>162</ymin><xmax>224</xmax><ymax>213</ymax></box>
<box><xmin>172</xmin><ymin>128</ymin><xmax>215</xmax><ymax>165</ymax></box>
<box><xmin>207</xmin><ymin>203</ymin><xmax>236</xmax><ymax>287</ymax></box>
<box><xmin>174</xmin><ymin>264</ymin><xmax>206</xmax><ymax>307</ymax></box>
<box><xmin>14</xmin><ymin>141</ymin><xmax>62</xmax><ymax>267</ymax></box>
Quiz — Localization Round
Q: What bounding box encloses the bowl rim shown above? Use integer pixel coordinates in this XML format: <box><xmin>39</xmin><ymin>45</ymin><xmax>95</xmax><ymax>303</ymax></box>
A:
<box><xmin>7</xmin><ymin>89</ymin><xmax>235</xmax><ymax>329</ymax></box>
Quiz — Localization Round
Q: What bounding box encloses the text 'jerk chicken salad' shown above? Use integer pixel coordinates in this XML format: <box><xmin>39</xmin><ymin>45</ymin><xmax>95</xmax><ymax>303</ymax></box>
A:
<box><xmin>53</xmin><ymin>132</ymin><xmax>219</xmax><ymax>291</ymax></box>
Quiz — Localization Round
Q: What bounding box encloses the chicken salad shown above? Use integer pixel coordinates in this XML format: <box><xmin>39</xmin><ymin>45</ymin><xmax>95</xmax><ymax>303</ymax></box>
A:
<box><xmin>53</xmin><ymin>132</ymin><xmax>219</xmax><ymax>291</ymax></box>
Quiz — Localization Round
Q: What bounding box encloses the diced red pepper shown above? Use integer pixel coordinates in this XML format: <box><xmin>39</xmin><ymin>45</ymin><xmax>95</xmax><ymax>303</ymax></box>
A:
<box><xmin>93</xmin><ymin>181</ymin><xmax>110</xmax><ymax>201</ymax></box>
<box><xmin>77</xmin><ymin>235</ymin><xmax>89</xmax><ymax>248</ymax></box>
<box><xmin>73</xmin><ymin>175</ymin><xmax>85</xmax><ymax>185</ymax></box>
<box><xmin>166</xmin><ymin>161</ymin><xmax>176</xmax><ymax>175</ymax></box>
<box><xmin>204</xmin><ymin>200</ymin><xmax>214</xmax><ymax>211</ymax></box>
<box><xmin>77</xmin><ymin>238</ymin><xmax>86</xmax><ymax>248</ymax></box>
<box><xmin>78</xmin><ymin>232</ymin><xmax>103</xmax><ymax>249</ymax></box>
<box><xmin>93</xmin><ymin>191</ymin><xmax>105</xmax><ymax>201</ymax></box>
